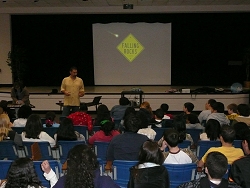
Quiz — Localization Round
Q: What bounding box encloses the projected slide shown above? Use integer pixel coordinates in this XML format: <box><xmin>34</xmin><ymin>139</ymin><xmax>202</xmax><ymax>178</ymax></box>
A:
<box><xmin>93</xmin><ymin>23</ymin><xmax>171</xmax><ymax>85</ymax></box>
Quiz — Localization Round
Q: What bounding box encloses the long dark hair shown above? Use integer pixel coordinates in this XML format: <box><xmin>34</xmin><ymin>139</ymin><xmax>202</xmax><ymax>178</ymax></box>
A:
<box><xmin>173</xmin><ymin>115</ymin><xmax>186</xmax><ymax>142</ymax></box>
<box><xmin>65</xmin><ymin>144</ymin><xmax>99</xmax><ymax>188</ymax></box>
<box><xmin>57</xmin><ymin>118</ymin><xmax>77</xmax><ymax>141</ymax></box>
<box><xmin>100</xmin><ymin>120</ymin><xmax>115</xmax><ymax>136</ymax></box>
<box><xmin>24</xmin><ymin>114</ymin><xmax>43</xmax><ymax>139</ymax></box>
<box><xmin>205</xmin><ymin>119</ymin><xmax>221</xmax><ymax>141</ymax></box>
<box><xmin>95</xmin><ymin>104</ymin><xmax>112</xmax><ymax>125</ymax></box>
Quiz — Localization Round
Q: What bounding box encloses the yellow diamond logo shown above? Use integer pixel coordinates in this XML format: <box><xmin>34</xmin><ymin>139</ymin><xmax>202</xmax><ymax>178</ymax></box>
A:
<box><xmin>117</xmin><ymin>34</ymin><xmax>144</xmax><ymax>62</ymax></box>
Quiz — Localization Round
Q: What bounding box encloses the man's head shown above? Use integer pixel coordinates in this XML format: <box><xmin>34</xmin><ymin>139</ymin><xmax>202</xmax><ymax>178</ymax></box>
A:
<box><xmin>227</xmin><ymin>103</ymin><xmax>238</xmax><ymax>114</ymax></box>
<box><xmin>220</xmin><ymin>124</ymin><xmax>235</xmax><ymax>144</ymax></box>
<box><xmin>154</xmin><ymin>109</ymin><xmax>164</xmax><ymax>120</ymax></box>
<box><xmin>237</xmin><ymin>104</ymin><xmax>250</xmax><ymax>117</ymax></box>
<box><xmin>183</xmin><ymin>102</ymin><xmax>194</xmax><ymax>114</ymax></box>
<box><xmin>205</xmin><ymin>99</ymin><xmax>216</xmax><ymax>110</ymax></box>
<box><xmin>119</xmin><ymin>97</ymin><xmax>130</xmax><ymax>106</ymax></box>
<box><xmin>70</xmin><ymin>66</ymin><xmax>78</xmax><ymax>78</ymax></box>
<box><xmin>211</xmin><ymin>102</ymin><xmax>225</xmax><ymax>113</ymax></box>
<box><xmin>79</xmin><ymin>103</ymin><xmax>88</xmax><ymax>112</ymax></box>
<box><xmin>163</xmin><ymin>129</ymin><xmax>179</xmax><ymax>148</ymax></box>
<box><xmin>124</xmin><ymin>114</ymin><xmax>141</xmax><ymax>133</ymax></box>
<box><xmin>160</xmin><ymin>103</ymin><xmax>169</xmax><ymax>114</ymax></box>
<box><xmin>205</xmin><ymin>151</ymin><xmax>228</xmax><ymax>179</ymax></box>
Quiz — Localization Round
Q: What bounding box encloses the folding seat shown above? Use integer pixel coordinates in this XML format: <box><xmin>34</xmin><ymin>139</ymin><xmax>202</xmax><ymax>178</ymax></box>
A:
<box><xmin>186</xmin><ymin>128</ymin><xmax>203</xmax><ymax>145</ymax></box>
<box><xmin>0</xmin><ymin>160</ymin><xmax>12</xmax><ymax>180</ymax></box>
<box><xmin>196</xmin><ymin>140</ymin><xmax>221</xmax><ymax>159</ymax></box>
<box><xmin>94</xmin><ymin>141</ymin><xmax>110</xmax><ymax>161</ymax></box>
<box><xmin>0</xmin><ymin>140</ymin><xmax>19</xmax><ymax>160</ymax></box>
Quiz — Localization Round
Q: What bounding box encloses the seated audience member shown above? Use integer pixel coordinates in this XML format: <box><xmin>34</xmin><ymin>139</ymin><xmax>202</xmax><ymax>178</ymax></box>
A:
<box><xmin>105</xmin><ymin>114</ymin><xmax>148</xmax><ymax>171</ymax></box>
<box><xmin>137</xmin><ymin>101</ymin><xmax>154</xmax><ymax>123</ymax></box>
<box><xmin>230</xmin><ymin>130</ymin><xmax>250</xmax><ymax>187</ymax></box>
<box><xmin>11</xmin><ymin>81</ymin><xmax>30</xmax><ymax>105</ymax></box>
<box><xmin>0</xmin><ymin>113</ymin><xmax>12</xmax><ymax>128</ymax></box>
<box><xmin>93</xmin><ymin>104</ymin><xmax>112</xmax><ymax>126</ymax></box>
<box><xmin>160</xmin><ymin>103</ymin><xmax>174</xmax><ymax>119</ymax></box>
<box><xmin>13</xmin><ymin>105</ymin><xmax>32</xmax><ymax>127</ymax></box>
<box><xmin>0</xmin><ymin>158</ymin><xmax>42</xmax><ymax>188</ymax></box>
<box><xmin>206</xmin><ymin>101</ymin><xmax>230</xmax><ymax>125</ymax></box>
<box><xmin>232</xmin><ymin>104</ymin><xmax>250</xmax><ymax>126</ymax></box>
<box><xmin>182</xmin><ymin>102</ymin><xmax>194</xmax><ymax>115</ymax></box>
<box><xmin>137</xmin><ymin>112</ymin><xmax>156</xmax><ymax>140</ymax></box>
<box><xmin>160</xmin><ymin>129</ymin><xmax>198</xmax><ymax>164</ymax></box>
<box><xmin>119</xmin><ymin>106</ymin><xmax>136</xmax><ymax>132</ymax></box>
<box><xmin>128</xmin><ymin>140</ymin><xmax>170</xmax><ymax>188</ymax></box>
<box><xmin>21</xmin><ymin>114</ymin><xmax>55</xmax><ymax>147</ymax></box>
<box><xmin>43</xmin><ymin>111</ymin><xmax>60</xmax><ymax>128</ymax></box>
<box><xmin>198</xmin><ymin>124</ymin><xmax>244</xmax><ymax>168</ymax></box>
<box><xmin>67</xmin><ymin>103</ymin><xmax>92</xmax><ymax>132</ymax></box>
<box><xmin>198</xmin><ymin>99</ymin><xmax>216</xmax><ymax>126</ymax></box>
<box><xmin>185</xmin><ymin>113</ymin><xmax>204</xmax><ymax>130</ymax></box>
<box><xmin>0</xmin><ymin>100</ymin><xmax>16</xmax><ymax>121</ymax></box>
<box><xmin>200</xmin><ymin>119</ymin><xmax>221</xmax><ymax>141</ymax></box>
<box><xmin>227</xmin><ymin>103</ymin><xmax>239</xmax><ymax>120</ymax></box>
<box><xmin>110</xmin><ymin>97</ymin><xmax>130</xmax><ymax>128</ymax></box>
<box><xmin>0</xmin><ymin>114</ymin><xmax>22</xmax><ymax>146</ymax></box>
<box><xmin>42</xmin><ymin>144</ymin><xmax>119</xmax><ymax>188</ymax></box>
<box><xmin>88</xmin><ymin>120</ymin><xmax>120</xmax><ymax>145</ymax></box>
<box><xmin>54</xmin><ymin>118</ymin><xmax>85</xmax><ymax>142</ymax></box>
<box><xmin>233</xmin><ymin>122</ymin><xmax>249</xmax><ymax>140</ymax></box>
<box><xmin>178</xmin><ymin>152</ymin><xmax>241</xmax><ymax>188</ymax></box>
<box><xmin>151</xmin><ymin>109</ymin><xmax>165</xmax><ymax>128</ymax></box>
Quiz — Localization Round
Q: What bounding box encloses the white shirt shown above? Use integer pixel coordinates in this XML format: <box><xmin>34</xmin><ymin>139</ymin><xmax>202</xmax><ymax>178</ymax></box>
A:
<box><xmin>13</xmin><ymin>118</ymin><xmax>27</xmax><ymax>127</ymax></box>
<box><xmin>164</xmin><ymin>150</ymin><xmax>192</xmax><ymax>164</ymax></box>
<box><xmin>137</xmin><ymin>128</ymin><xmax>156</xmax><ymax>140</ymax></box>
<box><xmin>21</xmin><ymin>131</ymin><xmax>56</xmax><ymax>147</ymax></box>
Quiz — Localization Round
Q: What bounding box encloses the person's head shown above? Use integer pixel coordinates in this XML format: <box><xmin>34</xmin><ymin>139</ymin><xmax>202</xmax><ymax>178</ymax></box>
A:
<box><xmin>163</xmin><ymin>129</ymin><xmax>180</xmax><ymax>147</ymax></box>
<box><xmin>96</xmin><ymin>104</ymin><xmax>111</xmax><ymax>124</ymax></box>
<box><xmin>160</xmin><ymin>103</ymin><xmax>169</xmax><ymax>114</ymax></box>
<box><xmin>69</xmin><ymin>66</ymin><xmax>77</xmax><ymax>78</ymax></box>
<box><xmin>5</xmin><ymin>157</ymin><xmax>41</xmax><ymax>188</ymax></box>
<box><xmin>220</xmin><ymin>124</ymin><xmax>235</xmax><ymax>144</ymax></box>
<box><xmin>65</xmin><ymin>144</ymin><xmax>99</xmax><ymax>188</ymax></box>
<box><xmin>205</xmin><ymin>119</ymin><xmax>221</xmax><ymax>141</ymax></box>
<box><xmin>45</xmin><ymin>111</ymin><xmax>56</xmax><ymax>127</ymax></box>
<box><xmin>140</xmin><ymin>101</ymin><xmax>152</xmax><ymax>113</ymax></box>
<box><xmin>123</xmin><ymin>107</ymin><xmax>136</xmax><ymax>119</ymax></box>
<box><xmin>173</xmin><ymin>115</ymin><xmax>186</xmax><ymax>141</ymax></box>
<box><xmin>119</xmin><ymin>97</ymin><xmax>130</xmax><ymax>106</ymax></box>
<box><xmin>79</xmin><ymin>103</ymin><xmax>88</xmax><ymax>112</ymax></box>
<box><xmin>0</xmin><ymin>114</ymin><xmax>12</xmax><ymax>141</ymax></box>
<box><xmin>237</xmin><ymin>104</ymin><xmax>250</xmax><ymax>117</ymax></box>
<box><xmin>24</xmin><ymin>114</ymin><xmax>43</xmax><ymax>139</ymax></box>
<box><xmin>227</xmin><ymin>103</ymin><xmax>238</xmax><ymax>114</ymax></box>
<box><xmin>100</xmin><ymin>120</ymin><xmax>115</xmax><ymax>136</ymax></box>
<box><xmin>138</xmin><ymin>140</ymin><xmax>164</xmax><ymax>165</ymax></box>
<box><xmin>185</xmin><ymin>113</ymin><xmax>199</xmax><ymax>124</ymax></box>
<box><xmin>211</xmin><ymin>102</ymin><xmax>225</xmax><ymax>113</ymax></box>
<box><xmin>17</xmin><ymin>105</ymin><xmax>32</xmax><ymax>119</ymax></box>
<box><xmin>136</xmin><ymin>112</ymin><xmax>149</xmax><ymax>129</ymax></box>
<box><xmin>124</xmin><ymin>114</ymin><xmax>141</xmax><ymax>133</ymax></box>
<box><xmin>205</xmin><ymin>152</ymin><xmax>228</xmax><ymax>179</ymax></box>
<box><xmin>154</xmin><ymin>109</ymin><xmax>164</xmax><ymax>120</ymax></box>
<box><xmin>205</xmin><ymin>99</ymin><xmax>216</xmax><ymax>110</ymax></box>
<box><xmin>233</xmin><ymin>122</ymin><xmax>249</xmax><ymax>140</ymax></box>
<box><xmin>242</xmin><ymin>130</ymin><xmax>250</xmax><ymax>155</ymax></box>
<box><xmin>183</xmin><ymin>102</ymin><xmax>194</xmax><ymax>114</ymax></box>
<box><xmin>0</xmin><ymin>100</ymin><xmax>8</xmax><ymax>114</ymax></box>
<box><xmin>13</xmin><ymin>81</ymin><xmax>24</xmax><ymax>90</ymax></box>
<box><xmin>57</xmin><ymin>118</ymin><xmax>77</xmax><ymax>141</ymax></box>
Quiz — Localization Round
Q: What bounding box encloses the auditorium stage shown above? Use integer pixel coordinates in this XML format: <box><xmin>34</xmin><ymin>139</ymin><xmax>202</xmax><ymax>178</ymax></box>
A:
<box><xmin>0</xmin><ymin>85</ymin><xmax>249</xmax><ymax>112</ymax></box>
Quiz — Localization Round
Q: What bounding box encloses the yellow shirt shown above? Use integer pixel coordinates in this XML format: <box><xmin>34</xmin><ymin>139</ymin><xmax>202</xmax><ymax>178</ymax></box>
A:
<box><xmin>201</xmin><ymin>146</ymin><xmax>244</xmax><ymax>164</ymax></box>
<box><xmin>61</xmin><ymin>76</ymin><xmax>84</xmax><ymax>106</ymax></box>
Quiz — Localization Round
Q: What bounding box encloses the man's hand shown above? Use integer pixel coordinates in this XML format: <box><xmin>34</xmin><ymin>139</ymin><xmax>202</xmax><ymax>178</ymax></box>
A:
<box><xmin>64</xmin><ymin>91</ymin><xmax>71</xmax><ymax>96</ymax></box>
<box><xmin>79</xmin><ymin>91</ymin><xmax>85</xmax><ymax>97</ymax></box>
<box><xmin>41</xmin><ymin>160</ymin><xmax>51</xmax><ymax>174</ymax></box>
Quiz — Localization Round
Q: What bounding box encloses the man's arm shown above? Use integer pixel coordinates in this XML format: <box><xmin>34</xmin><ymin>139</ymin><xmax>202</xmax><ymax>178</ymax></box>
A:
<box><xmin>197</xmin><ymin>159</ymin><xmax>205</xmax><ymax>168</ymax></box>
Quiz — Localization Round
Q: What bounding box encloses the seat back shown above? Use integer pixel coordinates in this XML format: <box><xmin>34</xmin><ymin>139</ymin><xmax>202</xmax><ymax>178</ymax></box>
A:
<box><xmin>164</xmin><ymin>140</ymin><xmax>192</xmax><ymax>151</ymax></box>
<box><xmin>57</xmin><ymin>140</ymin><xmax>86</xmax><ymax>163</ymax></box>
<box><xmin>233</xmin><ymin>140</ymin><xmax>242</xmax><ymax>148</ymax></box>
<box><xmin>22</xmin><ymin>141</ymin><xmax>53</xmax><ymax>160</ymax></box>
<box><xmin>0</xmin><ymin>140</ymin><xmax>18</xmax><ymax>160</ymax></box>
<box><xmin>153</xmin><ymin>128</ymin><xmax>171</xmax><ymax>141</ymax></box>
<box><xmin>113</xmin><ymin>160</ymin><xmax>138</xmax><ymax>188</ymax></box>
<box><xmin>11</xmin><ymin>127</ymin><xmax>25</xmax><ymax>134</ymax></box>
<box><xmin>163</xmin><ymin>163</ymin><xmax>197</xmax><ymax>188</ymax></box>
<box><xmin>74</xmin><ymin>126</ymin><xmax>88</xmax><ymax>139</ymax></box>
<box><xmin>186</xmin><ymin>128</ymin><xmax>203</xmax><ymax>145</ymax></box>
<box><xmin>0</xmin><ymin>160</ymin><xmax>12</xmax><ymax>179</ymax></box>
<box><xmin>196</xmin><ymin>140</ymin><xmax>221</xmax><ymax>159</ymax></box>
<box><xmin>93</xmin><ymin>126</ymin><xmax>101</xmax><ymax>133</ymax></box>
<box><xmin>33</xmin><ymin>160</ymin><xmax>60</xmax><ymax>188</ymax></box>
<box><xmin>94</xmin><ymin>141</ymin><xmax>110</xmax><ymax>161</ymax></box>
<box><xmin>43</xmin><ymin>127</ymin><xmax>58</xmax><ymax>138</ymax></box>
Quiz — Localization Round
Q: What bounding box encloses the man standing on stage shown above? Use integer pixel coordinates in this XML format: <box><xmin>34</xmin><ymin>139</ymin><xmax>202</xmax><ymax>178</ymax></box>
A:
<box><xmin>61</xmin><ymin>66</ymin><xmax>85</xmax><ymax>116</ymax></box>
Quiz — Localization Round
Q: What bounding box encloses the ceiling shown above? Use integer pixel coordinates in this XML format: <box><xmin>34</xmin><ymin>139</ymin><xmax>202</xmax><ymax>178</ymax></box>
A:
<box><xmin>0</xmin><ymin>0</ymin><xmax>250</xmax><ymax>14</ymax></box>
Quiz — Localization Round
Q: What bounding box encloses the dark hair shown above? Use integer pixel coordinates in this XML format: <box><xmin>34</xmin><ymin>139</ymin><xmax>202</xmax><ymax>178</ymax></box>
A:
<box><xmin>17</xmin><ymin>105</ymin><xmax>32</xmax><ymax>119</ymax></box>
<box><xmin>237</xmin><ymin>104</ymin><xmax>250</xmax><ymax>116</ymax></box>
<box><xmin>124</xmin><ymin>114</ymin><xmax>141</xmax><ymax>133</ymax></box>
<box><xmin>79</xmin><ymin>103</ymin><xmax>88</xmax><ymax>112</ymax></box>
<box><xmin>119</xmin><ymin>97</ymin><xmax>130</xmax><ymax>106</ymax></box>
<box><xmin>208</xmin><ymin>99</ymin><xmax>217</xmax><ymax>106</ymax></box>
<box><xmin>45</xmin><ymin>111</ymin><xmax>56</xmax><ymax>127</ymax></box>
<box><xmin>13</xmin><ymin>81</ymin><xmax>24</xmax><ymax>91</ymax></box>
<box><xmin>243</xmin><ymin>130</ymin><xmax>250</xmax><ymax>150</ymax></box>
<box><xmin>0</xmin><ymin>100</ymin><xmax>8</xmax><ymax>113</ymax></box>
<box><xmin>123</xmin><ymin>107</ymin><xmax>136</xmax><ymax>119</ymax></box>
<box><xmin>211</xmin><ymin>102</ymin><xmax>225</xmax><ymax>113</ymax></box>
<box><xmin>65</xmin><ymin>144</ymin><xmax>99</xmax><ymax>188</ymax></box>
<box><xmin>70</xmin><ymin>66</ymin><xmax>77</xmax><ymax>71</ymax></box>
<box><xmin>227</xmin><ymin>103</ymin><xmax>238</xmax><ymax>113</ymax></box>
<box><xmin>138</xmin><ymin>140</ymin><xmax>164</xmax><ymax>165</ymax></box>
<box><xmin>100</xmin><ymin>120</ymin><xmax>115</xmax><ymax>136</ymax></box>
<box><xmin>173</xmin><ymin>115</ymin><xmax>186</xmax><ymax>142</ymax></box>
<box><xmin>160</xmin><ymin>103</ymin><xmax>169</xmax><ymax>113</ymax></box>
<box><xmin>205</xmin><ymin>152</ymin><xmax>228</xmax><ymax>179</ymax></box>
<box><xmin>95</xmin><ymin>104</ymin><xmax>112</xmax><ymax>125</ymax></box>
<box><xmin>233</xmin><ymin>122</ymin><xmax>249</xmax><ymax>140</ymax></box>
<box><xmin>205</xmin><ymin>119</ymin><xmax>221</xmax><ymax>141</ymax></box>
<box><xmin>155</xmin><ymin>109</ymin><xmax>164</xmax><ymax>119</ymax></box>
<box><xmin>163</xmin><ymin>129</ymin><xmax>180</xmax><ymax>147</ymax></box>
<box><xmin>5</xmin><ymin>157</ymin><xmax>41</xmax><ymax>188</ymax></box>
<box><xmin>185</xmin><ymin>113</ymin><xmax>199</xmax><ymax>124</ymax></box>
<box><xmin>24</xmin><ymin>114</ymin><xmax>43</xmax><ymax>139</ymax></box>
<box><xmin>184</xmin><ymin>102</ymin><xmax>194</xmax><ymax>112</ymax></box>
<box><xmin>57</xmin><ymin>118</ymin><xmax>77</xmax><ymax>141</ymax></box>
<box><xmin>220</xmin><ymin>124</ymin><xmax>235</xmax><ymax>143</ymax></box>
<box><xmin>136</xmin><ymin>112</ymin><xmax>149</xmax><ymax>129</ymax></box>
